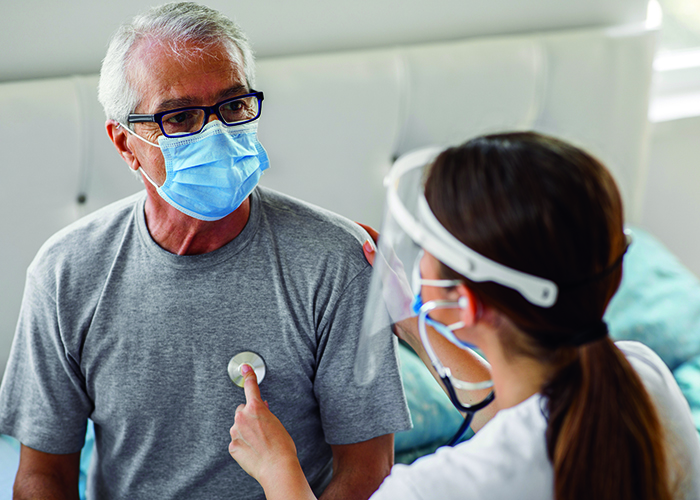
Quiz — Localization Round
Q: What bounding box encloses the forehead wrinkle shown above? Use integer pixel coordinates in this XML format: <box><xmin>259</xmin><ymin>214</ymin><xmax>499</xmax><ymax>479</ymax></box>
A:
<box><xmin>153</xmin><ymin>96</ymin><xmax>197</xmax><ymax>113</ymax></box>
<box><xmin>153</xmin><ymin>84</ymin><xmax>250</xmax><ymax>114</ymax></box>
<box><xmin>218</xmin><ymin>84</ymin><xmax>249</xmax><ymax>100</ymax></box>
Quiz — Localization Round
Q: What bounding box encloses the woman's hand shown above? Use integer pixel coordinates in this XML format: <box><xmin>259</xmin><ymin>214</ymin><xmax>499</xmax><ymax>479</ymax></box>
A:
<box><xmin>357</xmin><ymin>222</ymin><xmax>379</xmax><ymax>266</ymax></box>
<box><xmin>357</xmin><ymin>221</ymin><xmax>414</xmax><ymax>322</ymax></box>
<box><xmin>357</xmin><ymin>222</ymin><xmax>416</xmax><ymax>346</ymax></box>
<box><xmin>229</xmin><ymin>365</ymin><xmax>315</xmax><ymax>499</ymax></box>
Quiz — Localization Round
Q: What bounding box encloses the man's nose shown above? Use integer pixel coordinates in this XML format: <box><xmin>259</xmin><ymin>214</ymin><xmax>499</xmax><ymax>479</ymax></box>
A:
<box><xmin>206</xmin><ymin>112</ymin><xmax>221</xmax><ymax>125</ymax></box>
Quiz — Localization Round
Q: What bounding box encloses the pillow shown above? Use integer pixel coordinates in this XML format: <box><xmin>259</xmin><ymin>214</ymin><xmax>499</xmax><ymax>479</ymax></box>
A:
<box><xmin>673</xmin><ymin>355</ymin><xmax>700</xmax><ymax>432</ymax></box>
<box><xmin>605</xmin><ymin>227</ymin><xmax>700</xmax><ymax>370</ymax></box>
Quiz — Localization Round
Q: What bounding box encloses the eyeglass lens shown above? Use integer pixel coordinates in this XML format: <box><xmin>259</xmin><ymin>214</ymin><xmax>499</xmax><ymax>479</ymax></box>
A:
<box><xmin>161</xmin><ymin>95</ymin><xmax>260</xmax><ymax>136</ymax></box>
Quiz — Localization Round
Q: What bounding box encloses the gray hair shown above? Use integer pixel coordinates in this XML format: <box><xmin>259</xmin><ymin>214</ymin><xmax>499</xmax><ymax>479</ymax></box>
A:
<box><xmin>97</xmin><ymin>2</ymin><xmax>256</xmax><ymax>127</ymax></box>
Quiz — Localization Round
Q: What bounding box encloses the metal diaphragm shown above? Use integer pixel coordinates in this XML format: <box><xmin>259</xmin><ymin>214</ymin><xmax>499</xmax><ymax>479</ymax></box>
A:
<box><xmin>228</xmin><ymin>351</ymin><xmax>266</xmax><ymax>387</ymax></box>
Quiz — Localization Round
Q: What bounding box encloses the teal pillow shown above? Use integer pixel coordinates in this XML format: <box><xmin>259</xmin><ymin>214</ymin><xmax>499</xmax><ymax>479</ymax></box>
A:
<box><xmin>673</xmin><ymin>356</ymin><xmax>700</xmax><ymax>432</ymax></box>
<box><xmin>605</xmin><ymin>227</ymin><xmax>700</xmax><ymax>370</ymax></box>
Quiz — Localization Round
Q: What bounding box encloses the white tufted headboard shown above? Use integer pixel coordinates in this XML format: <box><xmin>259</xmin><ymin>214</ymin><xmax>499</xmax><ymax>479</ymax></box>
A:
<box><xmin>0</xmin><ymin>22</ymin><xmax>656</xmax><ymax>377</ymax></box>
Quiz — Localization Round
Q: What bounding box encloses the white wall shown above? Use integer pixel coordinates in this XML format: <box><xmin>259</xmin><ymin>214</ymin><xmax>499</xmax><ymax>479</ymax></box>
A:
<box><xmin>0</xmin><ymin>0</ymin><xmax>648</xmax><ymax>83</ymax></box>
<box><xmin>642</xmin><ymin>115</ymin><xmax>700</xmax><ymax>277</ymax></box>
<box><xmin>641</xmin><ymin>47</ymin><xmax>700</xmax><ymax>278</ymax></box>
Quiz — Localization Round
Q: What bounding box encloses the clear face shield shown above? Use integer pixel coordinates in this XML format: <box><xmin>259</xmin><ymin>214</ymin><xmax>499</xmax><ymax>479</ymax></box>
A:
<box><xmin>354</xmin><ymin>147</ymin><xmax>560</xmax><ymax>434</ymax></box>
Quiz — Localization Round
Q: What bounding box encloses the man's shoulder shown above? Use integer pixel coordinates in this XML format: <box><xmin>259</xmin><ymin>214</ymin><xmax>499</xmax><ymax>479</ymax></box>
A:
<box><xmin>256</xmin><ymin>186</ymin><xmax>369</xmax><ymax>254</ymax></box>
<box><xmin>30</xmin><ymin>192</ymin><xmax>145</xmax><ymax>276</ymax></box>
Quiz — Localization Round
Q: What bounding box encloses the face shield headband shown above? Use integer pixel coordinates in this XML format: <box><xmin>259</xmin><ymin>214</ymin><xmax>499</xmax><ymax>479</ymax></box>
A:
<box><xmin>385</xmin><ymin>148</ymin><xmax>559</xmax><ymax>308</ymax></box>
<box><xmin>384</xmin><ymin>147</ymin><xmax>558</xmax><ymax>402</ymax></box>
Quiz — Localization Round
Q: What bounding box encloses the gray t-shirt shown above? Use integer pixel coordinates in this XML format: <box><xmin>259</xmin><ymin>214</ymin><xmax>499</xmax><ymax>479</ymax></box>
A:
<box><xmin>0</xmin><ymin>187</ymin><xmax>411</xmax><ymax>499</ymax></box>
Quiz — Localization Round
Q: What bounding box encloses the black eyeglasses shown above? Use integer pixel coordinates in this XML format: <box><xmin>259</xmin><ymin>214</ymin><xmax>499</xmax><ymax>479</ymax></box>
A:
<box><xmin>127</xmin><ymin>91</ymin><xmax>264</xmax><ymax>138</ymax></box>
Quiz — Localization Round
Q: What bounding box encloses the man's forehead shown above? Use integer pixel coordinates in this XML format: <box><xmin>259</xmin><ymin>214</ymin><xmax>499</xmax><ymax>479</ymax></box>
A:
<box><xmin>154</xmin><ymin>84</ymin><xmax>250</xmax><ymax>112</ymax></box>
<box><xmin>128</xmin><ymin>37</ymin><xmax>246</xmax><ymax>111</ymax></box>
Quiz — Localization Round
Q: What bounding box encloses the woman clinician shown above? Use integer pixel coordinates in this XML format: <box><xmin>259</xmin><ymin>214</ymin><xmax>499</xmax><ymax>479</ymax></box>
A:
<box><xmin>228</xmin><ymin>132</ymin><xmax>700</xmax><ymax>500</ymax></box>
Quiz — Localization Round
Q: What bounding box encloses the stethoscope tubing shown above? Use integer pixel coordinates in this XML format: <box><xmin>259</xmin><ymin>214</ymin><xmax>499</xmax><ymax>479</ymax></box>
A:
<box><xmin>442</xmin><ymin>377</ymin><xmax>495</xmax><ymax>446</ymax></box>
<box><xmin>417</xmin><ymin>300</ymin><xmax>496</xmax><ymax>446</ymax></box>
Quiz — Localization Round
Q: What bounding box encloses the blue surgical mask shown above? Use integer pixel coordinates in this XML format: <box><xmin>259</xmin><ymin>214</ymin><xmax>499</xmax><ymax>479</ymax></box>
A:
<box><xmin>126</xmin><ymin>120</ymin><xmax>269</xmax><ymax>221</ymax></box>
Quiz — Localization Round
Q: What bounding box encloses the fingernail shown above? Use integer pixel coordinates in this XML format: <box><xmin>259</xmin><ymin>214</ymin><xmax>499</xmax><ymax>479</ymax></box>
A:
<box><xmin>240</xmin><ymin>363</ymin><xmax>253</xmax><ymax>375</ymax></box>
<box><xmin>363</xmin><ymin>240</ymin><xmax>375</xmax><ymax>253</ymax></box>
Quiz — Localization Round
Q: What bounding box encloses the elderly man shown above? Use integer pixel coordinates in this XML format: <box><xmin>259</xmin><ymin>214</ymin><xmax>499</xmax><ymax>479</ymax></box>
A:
<box><xmin>0</xmin><ymin>3</ymin><xmax>410</xmax><ymax>499</ymax></box>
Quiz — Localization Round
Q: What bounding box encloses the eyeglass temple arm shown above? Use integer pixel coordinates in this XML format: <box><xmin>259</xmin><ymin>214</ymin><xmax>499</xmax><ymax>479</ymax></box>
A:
<box><xmin>127</xmin><ymin>114</ymin><xmax>156</xmax><ymax>123</ymax></box>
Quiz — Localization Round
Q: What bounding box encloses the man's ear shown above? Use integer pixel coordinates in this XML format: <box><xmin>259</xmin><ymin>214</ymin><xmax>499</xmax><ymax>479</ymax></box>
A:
<box><xmin>455</xmin><ymin>283</ymin><xmax>481</xmax><ymax>327</ymax></box>
<box><xmin>106</xmin><ymin>120</ymin><xmax>140</xmax><ymax>171</ymax></box>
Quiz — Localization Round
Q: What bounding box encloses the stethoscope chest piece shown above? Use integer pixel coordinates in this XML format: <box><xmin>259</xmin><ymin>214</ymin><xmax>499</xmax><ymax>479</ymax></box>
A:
<box><xmin>228</xmin><ymin>351</ymin><xmax>266</xmax><ymax>387</ymax></box>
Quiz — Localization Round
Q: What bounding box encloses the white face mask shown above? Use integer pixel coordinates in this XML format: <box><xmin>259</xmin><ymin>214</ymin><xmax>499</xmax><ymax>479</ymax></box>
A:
<box><xmin>124</xmin><ymin>120</ymin><xmax>270</xmax><ymax>221</ymax></box>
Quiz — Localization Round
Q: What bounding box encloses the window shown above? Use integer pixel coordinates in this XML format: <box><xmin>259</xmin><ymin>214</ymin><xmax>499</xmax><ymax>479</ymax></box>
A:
<box><xmin>656</xmin><ymin>0</ymin><xmax>700</xmax><ymax>52</ymax></box>
<box><xmin>648</xmin><ymin>0</ymin><xmax>700</xmax><ymax>122</ymax></box>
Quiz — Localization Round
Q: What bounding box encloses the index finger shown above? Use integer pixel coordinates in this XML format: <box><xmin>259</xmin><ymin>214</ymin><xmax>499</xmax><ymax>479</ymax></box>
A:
<box><xmin>241</xmin><ymin>364</ymin><xmax>263</xmax><ymax>404</ymax></box>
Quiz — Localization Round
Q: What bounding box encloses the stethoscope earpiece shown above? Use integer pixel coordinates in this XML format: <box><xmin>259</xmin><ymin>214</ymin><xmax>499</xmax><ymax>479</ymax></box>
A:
<box><xmin>228</xmin><ymin>351</ymin><xmax>266</xmax><ymax>387</ymax></box>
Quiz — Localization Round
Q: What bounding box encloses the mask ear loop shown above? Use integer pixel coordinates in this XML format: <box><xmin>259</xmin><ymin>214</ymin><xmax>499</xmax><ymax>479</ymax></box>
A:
<box><xmin>118</xmin><ymin>122</ymin><xmax>161</xmax><ymax>148</ymax></box>
<box><xmin>117</xmin><ymin>122</ymin><xmax>163</xmax><ymax>188</ymax></box>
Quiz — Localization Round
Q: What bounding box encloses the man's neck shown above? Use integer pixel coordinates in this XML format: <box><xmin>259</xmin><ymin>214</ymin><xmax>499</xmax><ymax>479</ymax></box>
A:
<box><xmin>144</xmin><ymin>190</ymin><xmax>251</xmax><ymax>255</ymax></box>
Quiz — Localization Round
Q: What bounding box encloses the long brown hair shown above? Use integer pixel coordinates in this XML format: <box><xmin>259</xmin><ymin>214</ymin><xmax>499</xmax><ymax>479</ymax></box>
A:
<box><xmin>424</xmin><ymin>132</ymin><xmax>672</xmax><ymax>500</ymax></box>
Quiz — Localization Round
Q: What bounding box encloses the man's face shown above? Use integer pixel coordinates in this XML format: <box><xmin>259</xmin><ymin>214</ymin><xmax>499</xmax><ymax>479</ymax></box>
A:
<box><xmin>126</xmin><ymin>38</ymin><xmax>249</xmax><ymax>185</ymax></box>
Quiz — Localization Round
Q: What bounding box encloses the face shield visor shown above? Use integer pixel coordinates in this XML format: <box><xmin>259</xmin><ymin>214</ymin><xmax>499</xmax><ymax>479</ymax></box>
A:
<box><xmin>354</xmin><ymin>147</ymin><xmax>559</xmax><ymax>413</ymax></box>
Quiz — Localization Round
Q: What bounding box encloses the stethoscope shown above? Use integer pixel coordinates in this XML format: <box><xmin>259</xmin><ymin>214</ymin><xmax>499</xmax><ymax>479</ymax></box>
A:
<box><xmin>228</xmin><ymin>351</ymin><xmax>266</xmax><ymax>387</ymax></box>
<box><xmin>417</xmin><ymin>300</ymin><xmax>495</xmax><ymax>446</ymax></box>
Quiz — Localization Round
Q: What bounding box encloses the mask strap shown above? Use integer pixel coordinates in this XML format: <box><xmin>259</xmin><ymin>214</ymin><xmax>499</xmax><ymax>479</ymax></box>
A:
<box><xmin>116</xmin><ymin>123</ymin><xmax>162</xmax><ymax>188</ymax></box>
<box><xmin>139</xmin><ymin>167</ymin><xmax>161</xmax><ymax>189</ymax></box>
<box><xmin>117</xmin><ymin>122</ymin><xmax>161</xmax><ymax>148</ymax></box>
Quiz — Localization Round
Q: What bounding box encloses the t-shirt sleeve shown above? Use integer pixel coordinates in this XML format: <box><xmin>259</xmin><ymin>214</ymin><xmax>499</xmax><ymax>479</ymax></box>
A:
<box><xmin>313</xmin><ymin>265</ymin><xmax>412</xmax><ymax>445</ymax></box>
<box><xmin>0</xmin><ymin>270</ymin><xmax>91</xmax><ymax>453</ymax></box>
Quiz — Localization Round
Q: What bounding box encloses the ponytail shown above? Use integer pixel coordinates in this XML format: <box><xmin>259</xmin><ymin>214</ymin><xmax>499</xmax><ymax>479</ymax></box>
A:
<box><xmin>543</xmin><ymin>337</ymin><xmax>672</xmax><ymax>500</ymax></box>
